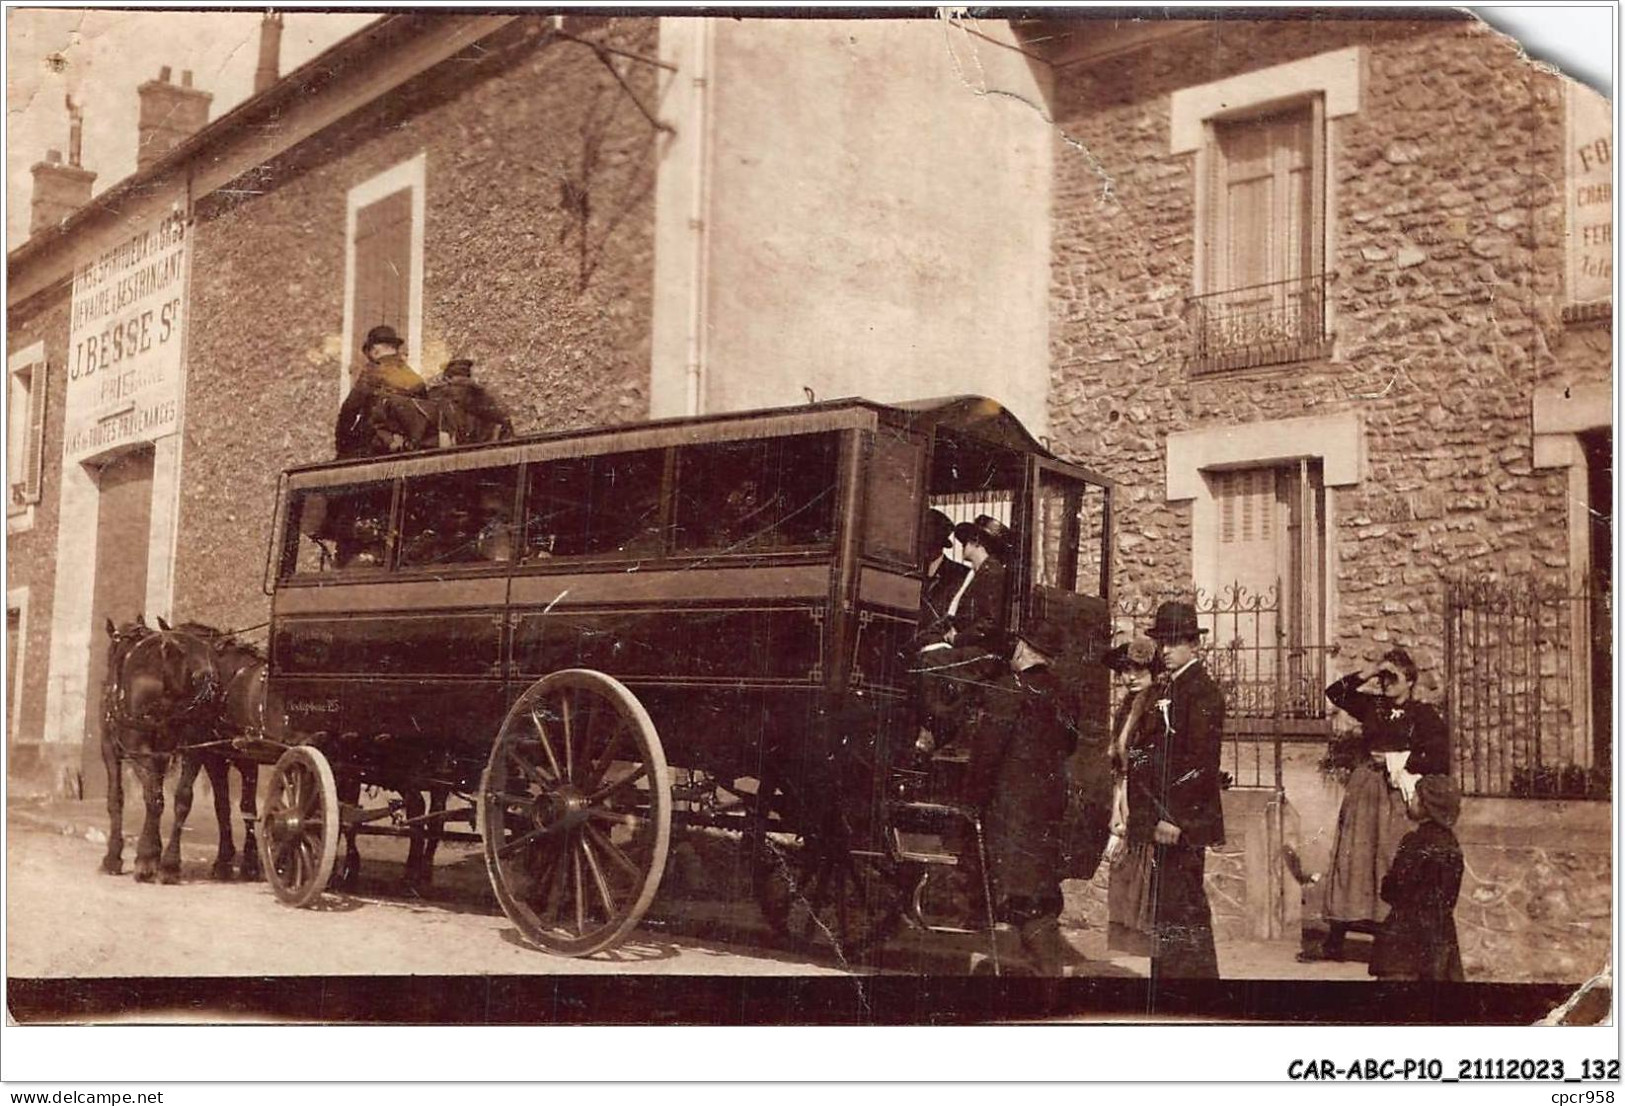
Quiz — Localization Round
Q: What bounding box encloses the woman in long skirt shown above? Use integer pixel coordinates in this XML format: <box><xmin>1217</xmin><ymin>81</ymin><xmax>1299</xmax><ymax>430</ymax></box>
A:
<box><xmin>1102</xmin><ymin>635</ymin><xmax>1160</xmax><ymax>957</ymax></box>
<box><xmin>1306</xmin><ymin>648</ymin><xmax>1449</xmax><ymax>962</ymax></box>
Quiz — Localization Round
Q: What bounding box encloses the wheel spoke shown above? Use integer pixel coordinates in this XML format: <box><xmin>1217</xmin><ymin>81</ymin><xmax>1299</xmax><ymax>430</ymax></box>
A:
<box><xmin>588</xmin><ymin>763</ymin><xmax>647</xmax><ymax>803</ymax></box>
<box><xmin>498</xmin><ymin>825</ymin><xmax>551</xmax><ymax>860</ymax></box>
<box><xmin>581</xmin><ymin>836</ymin><xmax>619</xmax><ymax>918</ymax></box>
<box><xmin>506</xmin><ymin>743</ymin><xmax>554</xmax><ymax>789</ymax></box>
<box><xmin>585</xmin><ymin>806</ymin><xmax>640</xmax><ymax>829</ymax></box>
<box><xmin>528</xmin><ymin>708</ymin><xmax>564</xmax><ymax>780</ymax></box>
<box><xmin>584</xmin><ymin>823</ymin><xmax>642</xmax><ymax>880</ymax></box>
<box><xmin>572</xmin><ymin>847</ymin><xmax>586</xmax><ymax>935</ymax></box>
<box><xmin>560</xmin><ymin>692</ymin><xmax>576</xmax><ymax>783</ymax></box>
<box><xmin>582</xmin><ymin>725</ymin><xmax>630</xmax><ymax>791</ymax></box>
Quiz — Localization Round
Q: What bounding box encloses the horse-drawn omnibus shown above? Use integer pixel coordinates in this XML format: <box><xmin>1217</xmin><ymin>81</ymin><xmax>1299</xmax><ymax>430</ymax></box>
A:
<box><xmin>256</xmin><ymin>395</ymin><xmax>1114</xmax><ymax>960</ymax></box>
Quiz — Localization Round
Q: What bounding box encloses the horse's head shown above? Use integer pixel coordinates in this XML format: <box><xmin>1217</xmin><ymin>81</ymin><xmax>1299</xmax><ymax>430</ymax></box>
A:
<box><xmin>119</xmin><ymin>627</ymin><xmax>222</xmax><ymax>729</ymax></box>
<box><xmin>104</xmin><ymin>617</ymin><xmax>155</xmax><ymax>677</ymax></box>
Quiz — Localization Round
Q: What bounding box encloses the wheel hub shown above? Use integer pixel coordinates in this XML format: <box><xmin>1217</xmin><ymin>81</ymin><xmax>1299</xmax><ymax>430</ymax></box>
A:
<box><xmin>535</xmin><ymin>785</ymin><xmax>590</xmax><ymax>833</ymax></box>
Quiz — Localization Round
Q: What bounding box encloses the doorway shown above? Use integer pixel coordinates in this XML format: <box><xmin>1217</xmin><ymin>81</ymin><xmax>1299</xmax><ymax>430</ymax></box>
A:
<box><xmin>81</xmin><ymin>446</ymin><xmax>155</xmax><ymax>800</ymax></box>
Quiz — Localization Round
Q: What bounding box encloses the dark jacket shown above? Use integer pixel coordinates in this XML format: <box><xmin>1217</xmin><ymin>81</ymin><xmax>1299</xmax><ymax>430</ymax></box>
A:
<box><xmin>430</xmin><ymin>377</ymin><xmax>515</xmax><ymax>445</ymax></box>
<box><xmin>966</xmin><ymin>663</ymin><xmax>1079</xmax><ymax>913</ymax></box>
<box><xmin>1325</xmin><ymin>674</ymin><xmax>1450</xmax><ymax>776</ymax></box>
<box><xmin>335</xmin><ymin>358</ymin><xmax>433</xmax><ymax>459</ymax></box>
<box><xmin>1370</xmin><ymin>820</ymin><xmax>1466</xmax><ymax>981</ymax></box>
<box><xmin>947</xmin><ymin>557</ymin><xmax>1009</xmax><ymax>654</ymax></box>
<box><xmin>1125</xmin><ymin>659</ymin><xmax>1226</xmax><ymax>848</ymax></box>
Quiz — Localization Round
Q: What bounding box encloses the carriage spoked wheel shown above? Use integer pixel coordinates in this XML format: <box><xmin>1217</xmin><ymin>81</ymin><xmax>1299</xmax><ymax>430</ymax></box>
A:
<box><xmin>257</xmin><ymin>746</ymin><xmax>340</xmax><ymax>907</ymax></box>
<box><xmin>479</xmin><ymin>669</ymin><xmax>672</xmax><ymax>957</ymax></box>
<box><xmin>751</xmin><ymin>782</ymin><xmax>905</xmax><ymax>960</ymax></box>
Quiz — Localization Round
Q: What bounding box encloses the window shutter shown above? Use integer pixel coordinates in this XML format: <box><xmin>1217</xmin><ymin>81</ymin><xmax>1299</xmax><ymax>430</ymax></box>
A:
<box><xmin>352</xmin><ymin>188</ymin><xmax>413</xmax><ymax>364</ymax></box>
<box><xmin>23</xmin><ymin>361</ymin><xmax>46</xmax><ymax>504</ymax></box>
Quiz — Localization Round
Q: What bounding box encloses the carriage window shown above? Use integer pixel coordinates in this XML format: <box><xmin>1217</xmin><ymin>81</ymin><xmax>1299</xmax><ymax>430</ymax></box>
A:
<box><xmin>523</xmin><ymin>449</ymin><xmax>665</xmax><ymax>560</ymax></box>
<box><xmin>399</xmin><ymin>466</ymin><xmax>519</xmax><ymax>568</ymax></box>
<box><xmin>1033</xmin><ymin>469</ymin><xmax>1107</xmax><ymax>599</ymax></box>
<box><xmin>282</xmin><ymin>480</ymin><xmax>396</xmax><ymax>576</ymax></box>
<box><xmin>673</xmin><ymin>432</ymin><xmax>840</xmax><ymax>554</ymax></box>
<box><xmin>864</xmin><ymin>430</ymin><xmax>923</xmax><ymax>565</ymax></box>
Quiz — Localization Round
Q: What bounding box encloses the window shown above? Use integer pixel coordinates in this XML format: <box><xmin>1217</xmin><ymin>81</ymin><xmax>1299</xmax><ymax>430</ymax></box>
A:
<box><xmin>342</xmin><ymin>155</ymin><xmax>425</xmax><ymax>392</ymax></box>
<box><xmin>8</xmin><ymin>345</ymin><xmax>47</xmax><ymax>522</ymax></box>
<box><xmin>523</xmin><ymin>450</ymin><xmax>665</xmax><ymax>561</ymax></box>
<box><xmin>282</xmin><ymin>480</ymin><xmax>396</xmax><ymax>576</ymax></box>
<box><xmin>1211</xmin><ymin>460</ymin><xmax>1326</xmax><ymax>717</ymax></box>
<box><xmin>400</xmin><ymin>466</ymin><xmax>519</xmax><ymax>568</ymax></box>
<box><xmin>1191</xmin><ymin>101</ymin><xmax>1327</xmax><ymax>373</ymax></box>
<box><xmin>672</xmin><ymin>433</ymin><xmax>840</xmax><ymax>555</ymax></box>
<box><xmin>1033</xmin><ymin>468</ymin><xmax>1109</xmax><ymax>600</ymax></box>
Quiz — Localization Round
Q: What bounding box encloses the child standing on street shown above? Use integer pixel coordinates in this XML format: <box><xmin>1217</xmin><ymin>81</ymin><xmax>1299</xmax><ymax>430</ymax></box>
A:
<box><xmin>1370</xmin><ymin>774</ymin><xmax>1466</xmax><ymax>982</ymax></box>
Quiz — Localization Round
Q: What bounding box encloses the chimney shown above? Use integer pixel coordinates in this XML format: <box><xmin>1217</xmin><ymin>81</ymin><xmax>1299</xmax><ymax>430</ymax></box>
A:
<box><xmin>254</xmin><ymin>13</ymin><xmax>284</xmax><ymax>94</ymax></box>
<box><xmin>136</xmin><ymin>66</ymin><xmax>212</xmax><ymax>171</ymax></box>
<box><xmin>31</xmin><ymin>147</ymin><xmax>97</xmax><ymax>236</ymax></box>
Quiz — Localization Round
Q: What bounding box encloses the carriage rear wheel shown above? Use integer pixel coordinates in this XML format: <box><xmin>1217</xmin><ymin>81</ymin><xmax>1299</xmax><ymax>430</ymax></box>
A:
<box><xmin>258</xmin><ymin>746</ymin><xmax>340</xmax><ymax>907</ymax></box>
<box><xmin>479</xmin><ymin>669</ymin><xmax>672</xmax><ymax>957</ymax></box>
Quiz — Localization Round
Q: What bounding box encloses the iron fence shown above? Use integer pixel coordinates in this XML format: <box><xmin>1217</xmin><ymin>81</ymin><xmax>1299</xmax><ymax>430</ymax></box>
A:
<box><xmin>1187</xmin><ymin>274</ymin><xmax>1328</xmax><ymax>375</ymax></box>
<box><xmin>1445</xmin><ymin>576</ymin><xmax>1611</xmax><ymax>800</ymax></box>
<box><xmin>1114</xmin><ymin>580</ymin><xmax>1335</xmax><ymax>792</ymax></box>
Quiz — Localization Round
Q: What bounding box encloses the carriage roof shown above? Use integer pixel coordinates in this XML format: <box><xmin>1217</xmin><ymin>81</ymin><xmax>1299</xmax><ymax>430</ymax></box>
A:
<box><xmin>282</xmin><ymin>395</ymin><xmax>1111</xmax><ymax>491</ymax></box>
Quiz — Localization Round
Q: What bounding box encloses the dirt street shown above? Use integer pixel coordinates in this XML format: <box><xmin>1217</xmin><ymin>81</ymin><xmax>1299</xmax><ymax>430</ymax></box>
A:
<box><xmin>4</xmin><ymin>811</ymin><xmax>853</xmax><ymax>979</ymax></box>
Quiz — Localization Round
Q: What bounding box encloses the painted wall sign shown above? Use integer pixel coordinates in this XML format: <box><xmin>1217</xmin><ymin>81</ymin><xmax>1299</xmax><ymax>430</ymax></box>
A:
<box><xmin>1566</xmin><ymin>83</ymin><xmax>1612</xmax><ymax>306</ymax></box>
<box><xmin>64</xmin><ymin>212</ymin><xmax>189</xmax><ymax>463</ymax></box>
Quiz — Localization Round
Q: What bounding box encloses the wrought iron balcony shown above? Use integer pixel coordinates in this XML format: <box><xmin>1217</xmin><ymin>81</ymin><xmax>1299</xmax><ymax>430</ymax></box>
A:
<box><xmin>1186</xmin><ymin>274</ymin><xmax>1329</xmax><ymax>374</ymax></box>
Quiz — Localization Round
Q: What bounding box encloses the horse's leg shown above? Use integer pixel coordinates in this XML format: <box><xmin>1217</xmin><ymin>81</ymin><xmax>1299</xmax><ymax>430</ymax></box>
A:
<box><xmin>204</xmin><ymin>756</ymin><xmax>236</xmax><ymax>880</ymax></box>
<box><xmin>423</xmin><ymin>786</ymin><xmax>447</xmax><ymax>889</ymax></box>
<box><xmin>100</xmin><ymin>733</ymin><xmax>125</xmax><ymax>875</ymax></box>
<box><xmin>131</xmin><ymin>756</ymin><xmax>167</xmax><ymax>883</ymax></box>
<box><xmin>403</xmin><ymin>788</ymin><xmax>426</xmax><ymax>891</ymax></box>
<box><xmin>238</xmin><ymin>761</ymin><xmax>262</xmax><ymax>882</ymax></box>
<box><xmin>161</xmin><ymin>753</ymin><xmax>202</xmax><ymax>884</ymax></box>
<box><xmin>333</xmin><ymin>775</ymin><xmax>362</xmax><ymax>890</ymax></box>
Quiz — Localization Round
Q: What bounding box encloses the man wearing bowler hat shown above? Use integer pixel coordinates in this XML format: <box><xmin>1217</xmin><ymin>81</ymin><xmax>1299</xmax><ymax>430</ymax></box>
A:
<box><xmin>429</xmin><ymin>357</ymin><xmax>516</xmax><ymax>445</ymax></box>
<box><xmin>964</xmin><ymin>617</ymin><xmax>1087</xmax><ymax>975</ymax></box>
<box><xmin>335</xmin><ymin>324</ymin><xmax>434</xmax><ymax>459</ymax></box>
<box><xmin>1127</xmin><ymin>599</ymin><xmax>1226</xmax><ymax>980</ymax></box>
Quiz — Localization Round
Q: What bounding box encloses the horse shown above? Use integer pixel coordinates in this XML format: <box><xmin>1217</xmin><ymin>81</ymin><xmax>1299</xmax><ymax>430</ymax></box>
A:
<box><xmin>332</xmin><ymin>771</ymin><xmax>448</xmax><ymax>894</ymax></box>
<box><xmin>98</xmin><ymin>617</ymin><xmax>220</xmax><ymax>883</ymax></box>
<box><xmin>167</xmin><ymin>621</ymin><xmax>265</xmax><ymax>883</ymax></box>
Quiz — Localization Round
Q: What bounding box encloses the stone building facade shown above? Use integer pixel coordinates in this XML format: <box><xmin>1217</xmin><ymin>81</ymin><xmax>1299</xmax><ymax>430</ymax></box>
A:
<box><xmin>1034</xmin><ymin>14</ymin><xmax>1611</xmax><ymax>980</ymax></box>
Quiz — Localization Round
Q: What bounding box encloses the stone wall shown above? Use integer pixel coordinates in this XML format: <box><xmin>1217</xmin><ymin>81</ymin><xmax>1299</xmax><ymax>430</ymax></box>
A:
<box><xmin>5</xmin><ymin>284</ymin><xmax>72</xmax><ymax>786</ymax></box>
<box><xmin>175</xmin><ymin>17</ymin><xmax>659</xmax><ymax>632</ymax></box>
<box><xmin>1455</xmin><ymin>798</ymin><xmax>1611</xmax><ymax>983</ymax></box>
<box><xmin>1046</xmin><ymin>16</ymin><xmax>1605</xmax><ymax>681</ymax></box>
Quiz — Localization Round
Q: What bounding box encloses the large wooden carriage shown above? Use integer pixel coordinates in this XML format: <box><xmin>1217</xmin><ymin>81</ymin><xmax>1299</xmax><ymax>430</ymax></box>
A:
<box><xmin>256</xmin><ymin>395</ymin><xmax>1114</xmax><ymax>957</ymax></box>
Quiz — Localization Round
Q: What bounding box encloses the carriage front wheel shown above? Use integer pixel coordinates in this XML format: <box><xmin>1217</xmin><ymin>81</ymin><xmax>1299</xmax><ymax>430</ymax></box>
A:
<box><xmin>479</xmin><ymin>669</ymin><xmax>672</xmax><ymax>957</ymax></box>
<box><xmin>258</xmin><ymin>745</ymin><xmax>340</xmax><ymax>907</ymax></box>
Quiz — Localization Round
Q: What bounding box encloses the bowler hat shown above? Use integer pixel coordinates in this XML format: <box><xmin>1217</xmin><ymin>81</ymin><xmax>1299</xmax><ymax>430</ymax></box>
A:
<box><xmin>442</xmin><ymin>358</ymin><xmax>474</xmax><ymax>378</ymax></box>
<box><xmin>924</xmin><ymin>508</ymin><xmax>954</xmax><ymax>551</ymax></box>
<box><xmin>1016</xmin><ymin>618</ymin><xmax>1068</xmax><ymax>661</ymax></box>
<box><xmin>363</xmin><ymin>324</ymin><xmax>403</xmax><ymax>353</ymax></box>
<box><xmin>953</xmin><ymin>515</ymin><xmax>1012</xmax><ymax>560</ymax></box>
<box><xmin>1145</xmin><ymin>600</ymin><xmax>1208</xmax><ymax>642</ymax></box>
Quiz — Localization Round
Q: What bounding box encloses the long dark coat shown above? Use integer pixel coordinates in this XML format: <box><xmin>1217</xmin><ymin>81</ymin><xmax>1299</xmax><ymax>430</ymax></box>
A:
<box><xmin>335</xmin><ymin>358</ymin><xmax>435</xmax><ymax>459</ymax></box>
<box><xmin>1370</xmin><ymin>820</ymin><xmax>1466</xmax><ymax>981</ymax></box>
<box><xmin>429</xmin><ymin>377</ymin><xmax>516</xmax><ymax>445</ymax></box>
<box><xmin>1125</xmin><ymin>660</ymin><xmax>1226</xmax><ymax>848</ymax></box>
<box><xmin>965</xmin><ymin>663</ymin><xmax>1078</xmax><ymax>919</ymax></box>
<box><xmin>1325</xmin><ymin>674</ymin><xmax>1450</xmax><ymax>775</ymax></box>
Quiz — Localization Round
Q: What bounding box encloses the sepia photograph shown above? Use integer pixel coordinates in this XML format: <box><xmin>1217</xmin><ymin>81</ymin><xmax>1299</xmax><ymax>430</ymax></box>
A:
<box><xmin>1</xmin><ymin>0</ymin><xmax>1616</xmax><ymax>1072</ymax></box>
